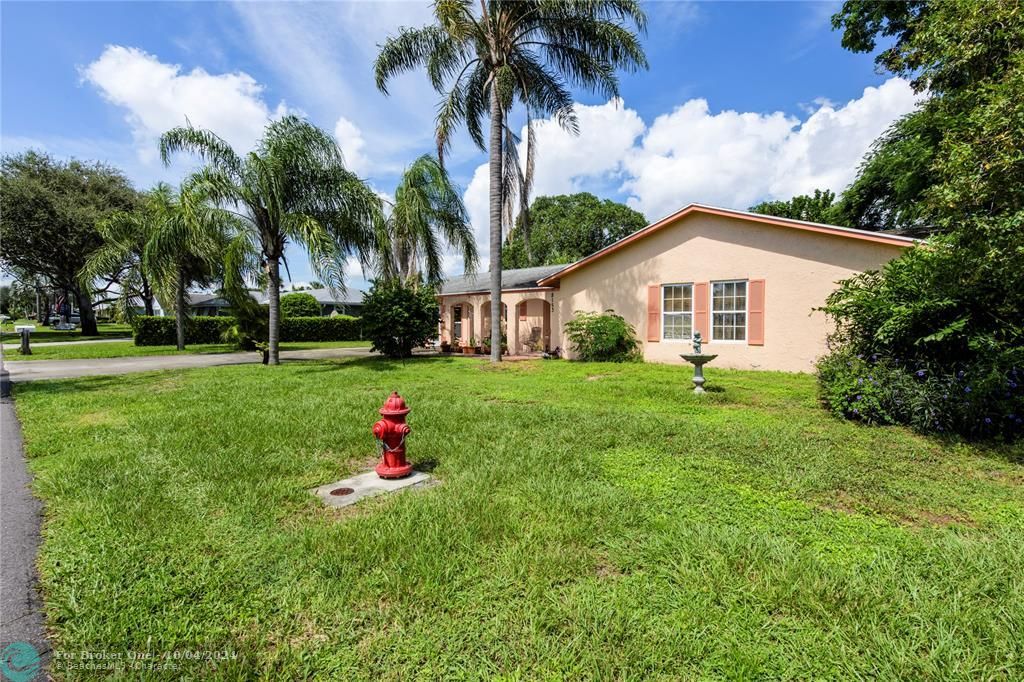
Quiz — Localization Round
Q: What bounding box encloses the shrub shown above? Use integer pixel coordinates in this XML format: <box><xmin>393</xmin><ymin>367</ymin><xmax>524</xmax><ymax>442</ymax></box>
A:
<box><xmin>280</xmin><ymin>316</ymin><xmax>361</xmax><ymax>342</ymax></box>
<box><xmin>133</xmin><ymin>314</ymin><xmax>362</xmax><ymax>346</ymax></box>
<box><xmin>132</xmin><ymin>315</ymin><xmax>233</xmax><ymax>346</ymax></box>
<box><xmin>819</xmin><ymin>214</ymin><xmax>1024</xmax><ymax>440</ymax></box>
<box><xmin>361</xmin><ymin>278</ymin><xmax>438</xmax><ymax>358</ymax></box>
<box><xmin>564</xmin><ymin>310</ymin><xmax>641</xmax><ymax>362</ymax></box>
<box><xmin>280</xmin><ymin>292</ymin><xmax>320</xmax><ymax>317</ymax></box>
<box><xmin>818</xmin><ymin>349</ymin><xmax>1024</xmax><ymax>439</ymax></box>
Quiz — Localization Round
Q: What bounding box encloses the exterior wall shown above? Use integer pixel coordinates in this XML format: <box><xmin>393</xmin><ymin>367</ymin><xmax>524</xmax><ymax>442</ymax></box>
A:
<box><xmin>438</xmin><ymin>290</ymin><xmax>557</xmax><ymax>354</ymax></box>
<box><xmin>551</xmin><ymin>212</ymin><xmax>908</xmax><ymax>372</ymax></box>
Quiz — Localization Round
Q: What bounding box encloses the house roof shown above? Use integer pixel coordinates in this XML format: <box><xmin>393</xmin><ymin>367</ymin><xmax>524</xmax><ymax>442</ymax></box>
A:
<box><xmin>536</xmin><ymin>203</ymin><xmax>920</xmax><ymax>286</ymax></box>
<box><xmin>265</xmin><ymin>288</ymin><xmax>366</xmax><ymax>306</ymax></box>
<box><xmin>440</xmin><ymin>264</ymin><xmax>567</xmax><ymax>295</ymax></box>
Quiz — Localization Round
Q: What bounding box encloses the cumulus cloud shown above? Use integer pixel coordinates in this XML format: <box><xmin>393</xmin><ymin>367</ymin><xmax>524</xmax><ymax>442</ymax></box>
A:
<box><xmin>81</xmin><ymin>45</ymin><xmax>288</xmax><ymax>162</ymax></box>
<box><xmin>334</xmin><ymin>116</ymin><xmax>370</xmax><ymax>176</ymax></box>
<box><xmin>460</xmin><ymin>77</ymin><xmax>922</xmax><ymax>267</ymax></box>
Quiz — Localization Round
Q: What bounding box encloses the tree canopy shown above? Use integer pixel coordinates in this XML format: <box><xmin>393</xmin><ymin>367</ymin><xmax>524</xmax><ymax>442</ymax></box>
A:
<box><xmin>0</xmin><ymin>152</ymin><xmax>140</xmax><ymax>333</ymax></box>
<box><xmin>830</xmin><ymin>0</ymin><xmax>1024</xmax><ymax>232</ymax></box>
<box><xmin>749</xmin><ymin>190</ymin><xmax>841</xmax><ymax>225</ymax></box>
<box><xmin>502</xmin><ymin>193</ymin><xmax>647</xmax><ymax>269</ymax></box>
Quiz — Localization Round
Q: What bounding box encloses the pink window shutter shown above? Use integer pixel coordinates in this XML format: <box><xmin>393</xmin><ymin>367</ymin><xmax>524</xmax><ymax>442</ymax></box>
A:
<box><xmin>748</xmin><ymin>279</ymin><xmax>765</xmax><ymax>346</ymax></box>
<box><xmin>694</xmin><ymin>282</ymin><xmax>709</xmax><ymax>339</ymax></box>
<box><xmin>647</xmin><ymin>285</ymin><xmax>660</xmax><ymax>342</ymax></box>
<box><xmin>519</xmin><ymin>301</ymin><xmax>527</xmax><ymax>320</ymax></box>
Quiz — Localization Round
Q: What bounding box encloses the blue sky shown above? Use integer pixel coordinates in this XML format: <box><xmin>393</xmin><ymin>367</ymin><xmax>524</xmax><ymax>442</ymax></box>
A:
<box><xmin>1</xmin><ymin>1</ymin><xmax>920</xmax><ymax>290</ymax></box>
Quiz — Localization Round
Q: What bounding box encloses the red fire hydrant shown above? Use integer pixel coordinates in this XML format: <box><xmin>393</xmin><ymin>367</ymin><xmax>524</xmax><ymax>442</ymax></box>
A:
<box><xmin>372</xmin><ymin>391</ymin><xmax>414</xmax><ymax>479</ymax></box>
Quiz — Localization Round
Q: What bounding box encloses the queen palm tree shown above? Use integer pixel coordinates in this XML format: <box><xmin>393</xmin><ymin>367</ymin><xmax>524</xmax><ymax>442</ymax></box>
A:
<box><xmin>160</xmin><ymin>116</ymin><xmax>382</xmax><ymax>364</ymax></box>
<box><xmin>375</xmin><ymin>0</ymin><xmax>647</xmax><ymax>361</ymax></box>
<box><xmin>84</xmin><ymin>206</ymin><xmax>158</xmax><ymax>319</ymax></box>
<box><xmin>85</xmin><ymin>183</ymin><xmax>236</xmax><ymax>349</ymax></box>
<box><xmin>380</xmin><ymin>154</ymin><xmax>477</xmax><ymax>285</ymax></box>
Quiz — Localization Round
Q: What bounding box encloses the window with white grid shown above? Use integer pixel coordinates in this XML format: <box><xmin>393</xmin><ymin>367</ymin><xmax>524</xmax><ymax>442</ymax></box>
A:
<box><xmin>711</xmin><ymin>280</ymin><xmax>747</xmax><ymax>341</ymax></box>
<box><xmin>662</xmin><ymin>284</ymin><xmax>693</xmax><ymax>340</ymax></box>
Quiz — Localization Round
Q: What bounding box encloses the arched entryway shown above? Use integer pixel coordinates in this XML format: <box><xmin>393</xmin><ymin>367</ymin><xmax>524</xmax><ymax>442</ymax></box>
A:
<box><xmin>445</xmin><ymin>301</ymin><xmax>474</xmax><ymax>346</ymax></box>
<box><xmin>511</xmin><ymin>298</ymin><xmax>551</xmax><ymax>355</ymax></box>
<box><xmin>480</xmin><ymin>301</ymin><xmax>508</xmax><ymax>342</ymax></box>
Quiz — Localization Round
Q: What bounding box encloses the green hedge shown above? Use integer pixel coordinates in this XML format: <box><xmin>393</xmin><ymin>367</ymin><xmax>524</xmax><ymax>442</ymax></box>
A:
<box><xmin>132</xmin><ymin>315</ymin><xmax>362</xmax><ymax>346</ymax></box>
<box><xmin>132</xmin><ymin>316</ymin><xmax>233</xmax><ymax>345</ymax></box>
<box><xmin>280</xmin><ymin>315</ymin><xmax>361</xmax><ymax>342</ymax></box>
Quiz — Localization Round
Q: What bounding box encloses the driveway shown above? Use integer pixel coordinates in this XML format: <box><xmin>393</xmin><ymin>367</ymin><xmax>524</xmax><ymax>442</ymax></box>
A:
<box><xmin>4</xmin><ymin>346</ymin><xmax>374</xmax><ymax>382</ymax></box>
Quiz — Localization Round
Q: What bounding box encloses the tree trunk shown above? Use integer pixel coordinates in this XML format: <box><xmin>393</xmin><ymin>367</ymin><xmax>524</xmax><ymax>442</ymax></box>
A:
<box><xmin>267</xmin><ymin>257</ymin><xmax>281</xmax><ymax>365</ymax></box>
<box><xmin>488</xmin><ymin>85</ymin><xmax>504</xmax><ymax>363</ymax></box>
<box><xmin>141</xmin><ymin>272</ymin><xmax>155</xmax><ymax>316</ymax></box>
<box><xmin>74</xmin><ymin>287</ymin><xmax>99</xmax><ymax>336</ymax></box>
<box><xmin>175</xmin><ymin>267</ymin><xmax>186</xmax><ymax>351</ymax></box>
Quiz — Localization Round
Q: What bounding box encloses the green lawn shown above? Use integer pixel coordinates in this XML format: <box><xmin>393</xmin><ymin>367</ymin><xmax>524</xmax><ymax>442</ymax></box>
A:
<box><xmin>13</xmin><ymin>358</ymin><xmax>1023</xmax><ymax>679</ymax></box>
<box><xmin>1</xmin><ymin>318</ymin><xmax>131</xmax><ymax>343</ymax></box>
<box><xmin>5</xmin><ymin>339</ymin><xmax>369</xmax><ymax>361</ymax></box>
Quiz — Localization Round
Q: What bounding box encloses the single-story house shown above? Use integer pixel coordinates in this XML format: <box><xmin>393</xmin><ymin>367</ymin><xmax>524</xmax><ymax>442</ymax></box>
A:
<box><xmin>187</xmin><ymin>288</ymin><xmax>366</xmax><ymax>317</ymax></box>
<box><xmin>437</xmin><ymin>203</ymin><xmax>918</xmax><ymax>372</ymax></box>
<box><xmin>263</xmin><ymin>288</ymin><xmax>366</xmax><ymax>317</ymax></box>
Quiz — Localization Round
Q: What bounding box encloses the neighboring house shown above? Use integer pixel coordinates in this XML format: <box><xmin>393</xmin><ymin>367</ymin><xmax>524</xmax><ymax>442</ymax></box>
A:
<box><xmin>264</xmin><ymin>288</ymin><xmax>366</xmax><ymax>317</ymax></box>
<box><xmin>437</xmin><ymin>203</ymin><xmax>917</xmax><ymax>372</ymax></box>
<box><xmin>188</xmin><ymin>292</ymin><xmax>239</xmax><ymax>317</ymax></box>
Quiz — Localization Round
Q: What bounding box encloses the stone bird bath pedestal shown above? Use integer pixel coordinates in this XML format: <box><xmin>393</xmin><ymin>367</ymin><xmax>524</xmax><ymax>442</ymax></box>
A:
<box><xmin>679</xmin><ymin>331</ymin><xmax>717</xmax><ymax>394</ymax></box>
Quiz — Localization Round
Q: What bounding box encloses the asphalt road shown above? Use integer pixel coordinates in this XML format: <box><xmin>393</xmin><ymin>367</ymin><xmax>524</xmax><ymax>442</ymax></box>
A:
<box><xmin>3</xmin><ymin>346</ymin><xmax>374</xmax><ymax>382</ymax></box>
<box><xmin>0</xmin><ymin>398</ymin><xmax>50</xmax><ymax>677</ymax></box>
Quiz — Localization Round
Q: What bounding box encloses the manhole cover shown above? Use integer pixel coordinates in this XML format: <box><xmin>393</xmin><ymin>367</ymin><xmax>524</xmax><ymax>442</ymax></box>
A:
<box><xmin>330</xmin><ymin>487</ymin><xmax>355</xmax><ymax>496</ymax></box>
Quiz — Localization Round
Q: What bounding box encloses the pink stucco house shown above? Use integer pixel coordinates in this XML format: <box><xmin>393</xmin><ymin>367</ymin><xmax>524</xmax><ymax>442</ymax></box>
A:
<box><xmin>438</xmin><ymin>203</ymin><xmax>917</xmax><ymax>372</ymax></box>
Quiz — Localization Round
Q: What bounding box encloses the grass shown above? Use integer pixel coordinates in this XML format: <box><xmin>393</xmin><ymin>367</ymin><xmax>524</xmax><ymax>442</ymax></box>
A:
<box><xmin>13</xmin><ymin>358</ymin><xmax>1024</xmax><ymax>679</ymax></box>
<box><xmin>0</xmin><ymin>318</ymin><xmax>131</xmax><ymax>343</ymax></box>
<box><xmin>4</xmin><ymin>339</ymin><xmax>370</xmax><ymax>361</ymax></box>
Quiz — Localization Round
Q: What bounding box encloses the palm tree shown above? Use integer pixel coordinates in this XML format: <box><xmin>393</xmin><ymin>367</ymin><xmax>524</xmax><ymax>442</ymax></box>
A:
<box><xmin>375</xmin><ymin>0</ymin><xmax>647</xmax><ymax>361</ymax></box>
<box><xmin>160</xmin><ymin>116</ymin><xmax>382</xmax><ymax>364</ymax></box>
<box><xmin>85</xmin><ymin>183</ymin><xmax>234</xmax><ymax>349</ymax></box>
<box><xmin>84</xmin><ymin>206</ymin><xmax>158</xmax><ymax>319</ymax></box>
<box><xmin>380</xmin><ymin>154</ymin><xmax>478</xmax><ymax>285</ymax></box>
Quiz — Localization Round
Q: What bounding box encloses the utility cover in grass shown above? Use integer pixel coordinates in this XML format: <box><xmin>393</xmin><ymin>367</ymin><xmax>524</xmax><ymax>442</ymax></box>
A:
<box><xmin>311</xmin><ymin>470</ymin><xmax>434</xmax><ymax>508</ymax></box>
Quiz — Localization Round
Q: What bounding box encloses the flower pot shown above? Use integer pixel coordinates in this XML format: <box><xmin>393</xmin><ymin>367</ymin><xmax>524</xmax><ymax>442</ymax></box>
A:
<box><xmin>461</xmin><ymin>346</ymin><xmax>474</xmax><ymax>355</ymax></box>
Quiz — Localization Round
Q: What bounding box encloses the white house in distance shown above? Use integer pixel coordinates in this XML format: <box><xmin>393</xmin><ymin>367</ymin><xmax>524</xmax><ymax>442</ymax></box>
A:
<box><xmin>437</xmin><ymin>203</ymin><xmax>917</xmax><ymax>372</ymax></box>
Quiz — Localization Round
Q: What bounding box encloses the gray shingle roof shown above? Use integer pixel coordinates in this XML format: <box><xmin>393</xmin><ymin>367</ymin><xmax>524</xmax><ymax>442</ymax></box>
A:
<box><xmin>439</xmin><ymin>264</ymin><xmax>568</xmax><ymax>295</ymax></box>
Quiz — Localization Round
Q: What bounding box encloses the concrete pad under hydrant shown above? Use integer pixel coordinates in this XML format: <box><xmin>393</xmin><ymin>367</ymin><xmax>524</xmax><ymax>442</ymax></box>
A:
<box><xmin>312</xmin><ymin>470</ymin><xmax>434</xmax><ymax>508</ymax></box>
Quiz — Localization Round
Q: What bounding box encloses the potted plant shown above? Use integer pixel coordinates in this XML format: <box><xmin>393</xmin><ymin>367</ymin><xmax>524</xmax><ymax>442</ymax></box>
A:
<box><xmin>440</xmin><ymin>338</ymin><xmax>452</xmax><ymax>353</ymax></box>
<box><xmin>461</xmin><ymin>336</ymin><xmax>474</xmax><ymax>354</ymax></box>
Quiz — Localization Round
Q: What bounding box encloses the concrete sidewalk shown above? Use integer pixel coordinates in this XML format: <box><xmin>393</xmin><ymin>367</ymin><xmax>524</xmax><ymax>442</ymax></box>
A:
<box><xmin>0</xmin><ymin>398</ymin><xmax>50</xmax><ymax>677</ymax></box>
<box><xmin>5</xmin><ymin>346</ymin><xmax>374</xmax><ymax>382</ymax></box>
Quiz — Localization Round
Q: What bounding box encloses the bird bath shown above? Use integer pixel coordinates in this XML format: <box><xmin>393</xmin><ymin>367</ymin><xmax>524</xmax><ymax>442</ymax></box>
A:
<box><xmin>680</xmin><ymin>331</ymin><xmax>717</xmax><ymax>394</ymax></box>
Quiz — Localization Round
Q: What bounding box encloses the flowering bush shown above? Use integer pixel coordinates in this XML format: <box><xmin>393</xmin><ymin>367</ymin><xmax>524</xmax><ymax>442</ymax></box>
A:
<box><xmin>818</xmin><ymin>349</ymin><xmax>1024</xmax><ymax>439</ymax></box>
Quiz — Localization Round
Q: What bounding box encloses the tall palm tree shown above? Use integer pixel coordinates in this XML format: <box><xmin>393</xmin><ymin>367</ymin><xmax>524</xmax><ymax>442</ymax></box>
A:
<box><xmin>160</xmin><ymin>116</ymin><xmax>382</xmax><ymax>364</ymax></box>
<box><xmin>380</xmin><ymin>154</ymin><xmax>478</xmax><ymax>285</ymax></box>
<box><xmin>375</xmin><ymin>0</ymin><xmax>647</xmax><ymax>361</ymax></box>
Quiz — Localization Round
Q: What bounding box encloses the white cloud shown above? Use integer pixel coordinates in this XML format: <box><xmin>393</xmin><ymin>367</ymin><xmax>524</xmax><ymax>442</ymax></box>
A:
<box><xmin>231</xmin><ymin>1</ymin><xmax>438</xmax><ymax>174</ymax></box>
<box><xmin>81</xmin><ymin>45</ymin><xmax>288</xmax><ymax>162</ymax></box>
<box><xmin>333</xmin><ymin>116</ymin><xmax>370</xmax><ymax>176</ymax></box>
<box><xmin>460</xmin><ymin>78</ymin><xmax>922</xmax><ymax>267</ymax></box>
<box><xmin>624</xmin><ymin>78</ymin><xmax>922</xmax><ymax>219</ymax></box>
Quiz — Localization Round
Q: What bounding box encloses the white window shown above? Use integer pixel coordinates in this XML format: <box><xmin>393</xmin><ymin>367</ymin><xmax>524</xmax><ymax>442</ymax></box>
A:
<box><xmin>662</xmin><ymin>284</ymin><xmax>693</xmax><ymax>340</ymax></box>
<box><xmin>712</xmin><ymin>280</ymin><xmax>747</xmax><ymax>341</ymax></box>
<box><xmin>452</xmin><ymin>305</ymin><xmax>462</xmax><ymax>341</ymax></box>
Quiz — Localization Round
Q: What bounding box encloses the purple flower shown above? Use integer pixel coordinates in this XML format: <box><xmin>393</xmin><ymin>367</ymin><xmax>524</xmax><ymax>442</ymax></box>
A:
<box><xmin>1009</xmin><ymin>381</ymin><xmax>1018</xmax><ymax>389</ymax></box>
<box><xmin>965</xmin><ymin>386</ymin><xmax>972</xmax><ymax>393</ymax></box>
<box><xmin>858</xmin><ymin>377</ymin><xmax>864</xmax><ymax>385</ymax></box>
<box><xmin>916</xmin><ymin>369</ymin><xmax>926</xmax><ymax>378</ymax></box>
<box><xmin>855</xmin><ymin>395</ymin><xmax>862</xmax><ymax>401</ymax></box>
<box><xmin>984</xmin><ymin>417</ymin><xmax>992</xmax><ymax>424</ymax></box>
<box><xmin>852</xmin><ymin>408</ymin><xmax>859</xmax><ymax>415</ymax></box>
